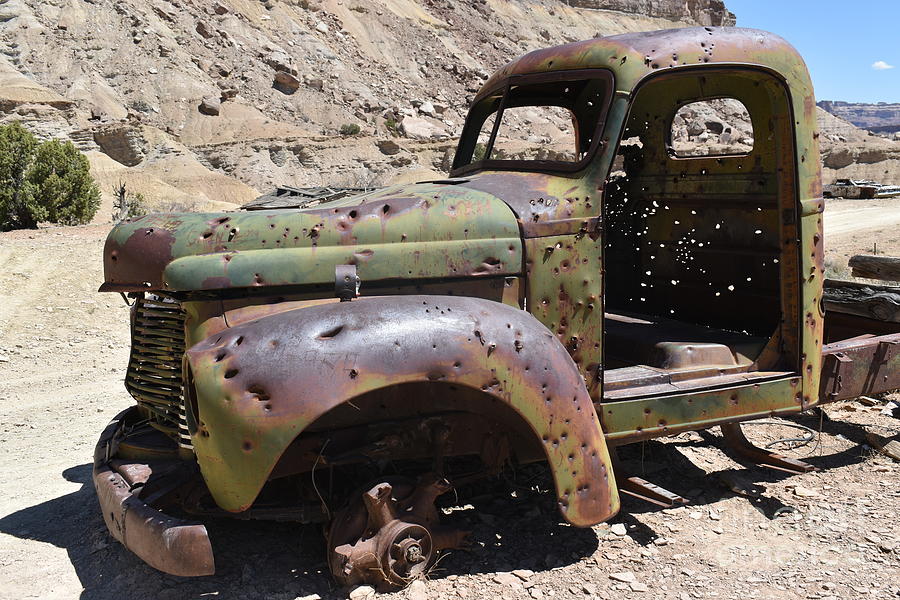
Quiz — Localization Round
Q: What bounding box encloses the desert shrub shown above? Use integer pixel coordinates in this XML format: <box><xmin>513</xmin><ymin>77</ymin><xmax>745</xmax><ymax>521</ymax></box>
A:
<box><xmin>112</xmin><ymin>181</ymin><xmax>148</xmax><ymax>221</ymax></box>
<box><xmin>339</xmin><ymin>123</ymin><xmax>361</xmax><ymax>136</ymax></box>
<box><xmin>385</xmin><ymin>118</ymin><xmax>400</xmax><ymax>137</ymax></box>
<box><xmin>0</xmin><ymin>122</ymin><xmax>101</xmax><ymax>230</ymax></box>
<box><xmin>473</xmin><ymin>142</ymin><xmax>487</xmax><ymax>162</ymax></box>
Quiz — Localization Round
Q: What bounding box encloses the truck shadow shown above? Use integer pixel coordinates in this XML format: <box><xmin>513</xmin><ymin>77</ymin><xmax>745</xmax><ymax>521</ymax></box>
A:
<box><xmin>613</xmin><ymin>412</ymin><xmax>876</xmax><ymax>536</ymax></box>
<box><xmin>0</xmin><ymin>414</ymin><xmax>873</xmax><ymax>597</ymax></box>
<box><xmin>0</xmin><ymin>464</ymin><xmax>597</xmax><ymax>599</ymax></box>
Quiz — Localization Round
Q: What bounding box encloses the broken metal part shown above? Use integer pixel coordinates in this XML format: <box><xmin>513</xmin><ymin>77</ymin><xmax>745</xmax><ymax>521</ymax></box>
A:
<box><xmin>617</xmin><ymin>476</ymin><xmax>688</xmax><ymax>508</ymax></box>
<box><xmin>327</xmin><ymin>476</ymin><xmax>469</xmax><ymax>589</ymax></box>
<box><xmin>819</xmin><ymin>333</ymin><xmax>900</xmax><ymax>402</ymax></box>
<box><xmin>719</xmin><ymin>422</ymin><xmax>816</xmax><ymax>474</ymax></box>
<box><xmin>610</xmin><ymin>451</ymin><xmax>687</xmax><ymax>508</ymax></box>
<box><xmin>93</xmin><ymin>408</ymin><xmax>215</xmax><ymax>577</ymax></box>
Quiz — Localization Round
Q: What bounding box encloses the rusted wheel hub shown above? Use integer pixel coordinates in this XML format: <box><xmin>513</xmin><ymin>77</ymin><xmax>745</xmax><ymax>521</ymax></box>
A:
<box><xmin>327</xmin><ymin>475</ymin><xmax>468</xmax><ymax>589</ymax></box>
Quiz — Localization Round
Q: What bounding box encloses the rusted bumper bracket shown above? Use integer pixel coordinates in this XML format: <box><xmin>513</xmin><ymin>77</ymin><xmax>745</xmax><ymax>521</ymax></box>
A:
<box><xmin>93</xmin><ymin>409</ymin><xmax>215</xmax><ymax>577</ymax></box>
<box><xmin>819</xmin><ymin>333</ymin><xmax>900</xmax><ymax>403</ymax></box>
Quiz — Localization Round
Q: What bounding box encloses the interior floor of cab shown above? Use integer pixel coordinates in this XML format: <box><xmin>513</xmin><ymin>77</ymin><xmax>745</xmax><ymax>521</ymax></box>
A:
<box><xmin>602</xmin><ymin>311</ymin><xmax>792</xmax><ymax>401</ymax></box>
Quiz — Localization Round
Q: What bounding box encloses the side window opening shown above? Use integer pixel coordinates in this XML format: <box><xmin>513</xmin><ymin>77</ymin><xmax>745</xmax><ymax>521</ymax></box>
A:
<box><xmin>670</xmin><ymin>98</ymin><xmax>754</xmax><ymax>157</ymax></box>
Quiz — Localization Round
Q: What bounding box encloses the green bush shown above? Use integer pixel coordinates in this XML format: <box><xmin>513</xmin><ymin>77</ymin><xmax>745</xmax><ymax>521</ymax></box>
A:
<box><xmin>473</xmin><ymin>142</ymin><xmax>487</xmax><ymax>162</ymax></box>
<box><xmin>339</xmin><ymin>123</ymin><xmax>361</xmax><ymax>136</ymax></box>
<box><xmin>0</xmin><ymin>122</ymin><xmax>101</xmax><ymax>230</ymax></box>
<box><xmin>385</xmin><ymin>118</ymin><xmax>400</xmax><ymax>137</ymax></box>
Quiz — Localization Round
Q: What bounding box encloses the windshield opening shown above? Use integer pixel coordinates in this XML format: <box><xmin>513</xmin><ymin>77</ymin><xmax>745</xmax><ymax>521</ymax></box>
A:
<box><xmin>451</xmin><ymin>70</ymin><xmax>613</xmax><ymax>174</ymax></box>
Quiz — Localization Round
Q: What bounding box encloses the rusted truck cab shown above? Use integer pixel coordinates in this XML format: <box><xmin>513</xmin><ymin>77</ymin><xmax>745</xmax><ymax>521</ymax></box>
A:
<box><xmin>93</xmin><ymin>27</ymin><xmax>899</xmax><ymax>588</ymax></box>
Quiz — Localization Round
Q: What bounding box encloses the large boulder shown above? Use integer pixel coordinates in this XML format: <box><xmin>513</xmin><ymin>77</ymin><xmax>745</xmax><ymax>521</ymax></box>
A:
<box><xmin>273</xmin><ymin>71</ymin><xmax>300</xmax><ymax>95</ymax></box>
<box><xmin>198</xmin><ymin>96</ymin><xmax>221</xmax><ymax>116</ymax></box>
<box><xmin>399</xmin><ymin>116</ymin><xmax>448</xmax><ymax>140</ymax></box>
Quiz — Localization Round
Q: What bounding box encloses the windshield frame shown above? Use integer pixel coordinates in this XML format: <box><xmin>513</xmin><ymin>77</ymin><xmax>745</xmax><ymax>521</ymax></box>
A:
<box><xmin>450</xmin><ymin>68</ymin><xmax>615</xmax><ymax>177</ymax></box>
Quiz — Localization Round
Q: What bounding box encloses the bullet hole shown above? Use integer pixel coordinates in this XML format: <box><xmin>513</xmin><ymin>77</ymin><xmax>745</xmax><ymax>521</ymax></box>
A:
<box><xmin>349</xmin><ymin>210</ymin><xmax>358</xmax><ymax>219</ymax></box>
<box><xmin>202</xmin><ymin>231</ymin><xmax>213</xmax><ymax>239</ymax></box>
<box><xmin>248</xmin><ymin>385</ymin><xmax>270</xmax><ymax>402</ymax></box>
<box><xmin>215</xmin><ymin>351</ymin><xmax>227</xmax><ymax>362</ymax></box>
<box><xmin>242</xmin><ymin>441</ymin><xmax>253</xmax><ymax>451</ymax></box>
<box><xmin>319</xmin><ymin>325</ymin><xmax>344</xmax><ymax>339</ymax></box>
<box><xmin>234</xmin><ymin>336</ymin><xmax>244</xmax><ymax>346</ymax></box>
<box><xmin>224</xmin><ymin>369</ymin><xmax>239</xmax><ymax>379</ymax></box>
<box><xmin>349</xmin><ymin>369</ymin><xmax>358</xmax><ymax>379</ymax></box>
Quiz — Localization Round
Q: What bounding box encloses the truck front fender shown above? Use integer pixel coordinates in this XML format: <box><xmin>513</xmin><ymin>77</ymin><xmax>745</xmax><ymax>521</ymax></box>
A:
<box><xmin>184</xmin><ymin>295</ymin><xmax>618</xmax><ymax>527</ymax></box>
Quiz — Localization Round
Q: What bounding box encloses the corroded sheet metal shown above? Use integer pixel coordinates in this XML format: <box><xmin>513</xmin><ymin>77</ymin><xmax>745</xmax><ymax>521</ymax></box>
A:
<box><xmin>478</xmin><ymin>27</ymin><xmax>815</xmax><ymax>104</ymax></box>
<box><xmin>601</xmin><ymin>376</ymin><xmax>803</xmax><ymax>444</ymax></box>
<box><xmin>818</xmin><ymin>333</ymin><xmax>900</xmax><ymax>403</ymax></box>
<box><xmin>184</xmin><ymin>296</ymin><xmax>618</xmax><ymax>527</ymax></box>
<box><xmin>102</xmin><ymin>182</ymin><xmax>522</xmax><ymax>292</ymax></box>
<box><xmin>524</xmin><ymin>234</ymin><xmax>604</xmax><ymax>398</ymax></box>
<box><xmin>93</xmin><ymin>408</ymin><xmax>214</xmax><ymax>577</ymax></box>
<box><xmin>466</xmin><ymin>26</ymin><xmax>823</xmax><ymax>412</ymax></box>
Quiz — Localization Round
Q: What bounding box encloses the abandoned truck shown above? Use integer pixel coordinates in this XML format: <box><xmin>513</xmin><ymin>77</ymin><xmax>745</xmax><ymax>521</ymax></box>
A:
<box><xmin>94</xmin><ymin>27</ymin><xmax>900</xmax><ymax>589</ymax></box>
<box><xmin>822</xmin><ymin>178</ymin><xmax>900</xmax><ymax>199</ymax></box>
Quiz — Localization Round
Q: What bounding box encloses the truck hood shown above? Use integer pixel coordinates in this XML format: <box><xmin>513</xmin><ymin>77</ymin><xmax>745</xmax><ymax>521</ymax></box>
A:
<box><xmin>101</xmin><ymin>181</ymin><xmax>523</xmax><ymax>293</ymax></box>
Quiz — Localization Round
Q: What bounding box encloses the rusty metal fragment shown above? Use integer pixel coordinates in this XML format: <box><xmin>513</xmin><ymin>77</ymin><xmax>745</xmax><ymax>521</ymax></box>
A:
<box><xmin>327</xmin><ymin>476</ymin><xmax>468</xmax><ymax>589</ymax></box>
<box><xmin>93</xmin><ymin>409</ymin><xmax>214</xmax><ymax>577</ymax></box>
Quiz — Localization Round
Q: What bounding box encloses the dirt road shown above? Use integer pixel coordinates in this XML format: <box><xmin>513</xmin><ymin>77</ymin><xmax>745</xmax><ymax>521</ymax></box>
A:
<box><xmin>0</xmin><ymin>225</ymin><xmax>898</xmax><ymax>600</ymax></box>
<box><xmin>824</xmin><ymin>197</ymin><xmax>900</xmax><ymax>258</ymax></box>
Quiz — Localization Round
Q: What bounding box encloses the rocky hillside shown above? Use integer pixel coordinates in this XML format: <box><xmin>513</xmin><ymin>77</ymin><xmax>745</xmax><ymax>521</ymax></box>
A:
<box><xmin>819</xmin><ymin>101</ymin><xmax>900</xmax><ymax>134</ymax></box>
<box><xmin>2</xmin><ymin>0</ymin><xmax>898</xmax><ymax>219</ymax></box>
<box><xmin>0</xmin><ymin>0</ymin><xmax>739</xmax><ymax>218</ymax></box>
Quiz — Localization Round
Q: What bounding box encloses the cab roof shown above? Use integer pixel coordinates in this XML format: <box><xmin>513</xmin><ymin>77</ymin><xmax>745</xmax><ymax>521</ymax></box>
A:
<box><xmin>475</xmin><ymin>27</ymin><xmax>814</xmax><ymax>103</ymax></box>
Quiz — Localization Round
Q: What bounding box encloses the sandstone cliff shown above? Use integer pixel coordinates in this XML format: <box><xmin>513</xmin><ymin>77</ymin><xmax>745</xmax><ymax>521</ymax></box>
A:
<box><xmin>819</xmin><ymin>101</ymin><xmax>900</xmax><ymax>134</ymax></box>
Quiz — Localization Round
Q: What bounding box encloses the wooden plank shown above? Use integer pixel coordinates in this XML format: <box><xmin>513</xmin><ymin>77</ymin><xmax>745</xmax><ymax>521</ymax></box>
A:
<box><xmin>849</xmin><ymin>254</ymin><xmax>900</xmax><ymax>281</ymax></box>
<box><xmin>823</xmin><ymin>279</ymin><xmax>900</xmax><ymax>324</ymax></box>
<box><xmin>866</xmin><ymin>431</ymin><xmax>900</xmax><ymax>462</ymax></box>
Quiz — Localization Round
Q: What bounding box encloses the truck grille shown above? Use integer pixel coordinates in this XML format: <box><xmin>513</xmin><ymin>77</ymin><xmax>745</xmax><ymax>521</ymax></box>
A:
<box><xmin>125</xmin><ymin>293</ymin><xmax>192</xmax><ymax>450</ymax></box>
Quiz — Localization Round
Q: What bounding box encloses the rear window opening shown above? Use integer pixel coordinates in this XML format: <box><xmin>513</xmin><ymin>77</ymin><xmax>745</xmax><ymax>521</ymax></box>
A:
<box><xmin>669</xmin><ymin>98</ymin><xmax>754</xmax><ymax>157</ymax></box>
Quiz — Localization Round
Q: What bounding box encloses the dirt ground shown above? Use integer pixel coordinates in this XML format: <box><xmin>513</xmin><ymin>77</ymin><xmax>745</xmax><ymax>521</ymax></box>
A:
<box><xmin>0</xmin><ymin>220</ymin><xmax>898</xmax><ymax>600</ymax></box>
<box><xmin>823</xmin><ymin>196</ymin><xmax>900</xmax><ymax>270</ymax></box>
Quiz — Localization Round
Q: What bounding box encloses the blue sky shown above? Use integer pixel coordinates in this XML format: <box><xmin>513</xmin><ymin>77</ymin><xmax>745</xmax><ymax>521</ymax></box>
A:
<box><xmin>727</xmin><ymin>0</ymin><xmax>899</xmax><ymax>103</ymax></box>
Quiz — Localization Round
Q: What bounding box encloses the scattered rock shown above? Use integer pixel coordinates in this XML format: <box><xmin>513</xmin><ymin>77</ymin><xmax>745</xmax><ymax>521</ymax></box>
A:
<box><xmin>609</xmin><ymin>572</ymin><xmax>636</xmax><ymax>584</ymax></box>
<box><xmin>273</xmin><ymin>71</ymin><xmax>301</xmax><ymax>95</ymax></box>
<box><xmin>512</xmin><ymin>569</ymin><xmax>534</xmax><ymax>581</ymax></box>
<box><xmin>376</xmin><ymin>139</ymin><xmax>401</xmax><ymax>155</ymax></box>
<box><xmin>492</xmin><ymin>573</ymin><xmax>520</xmax><ymax>587</ymax></box>
<box><xmin>198</xmin><ymin>96</ymin><xmax>220</xmax><ymax>115</ymax></box>
<box><xmin>195</xmin><ymin>20</ymin><xmax>214</xmax><ymax>39</ymax></box>
<box><xmin>610</xmin><ymin>523</ymin><xmax>627</xmax><ymax>536</ymax></box>
<box><xmin>407</xmin><ymin>579</ymin><xmax>427</xmax><ymax>600</ymax></box>
<box><xmin>315</xmin><ymin>21</ymin><xmax>329</xmax><ymax>33</ymax></box>
<box><xmin>348</xmin><ymin>585</ymin><xmax>375</xmax><ymax>600</ymax></box>
<box><xmin>792</xmin><ymin>486</ymin><xmax>821</xmax><ymax>498</ymax></box>
<box><xmin>630</xmin><ymin>582</ymin><xmax>649</xmax><ymax>593</ymax></box>
<box><xmin>295</xmin><ymin>595</ymin><xmax>322</xmax><ymax>600</ymax></box>
<box><xmin>419</xmin><ymin>101</ymin><xmax>436</xmax><ymax>116</ymax></box>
